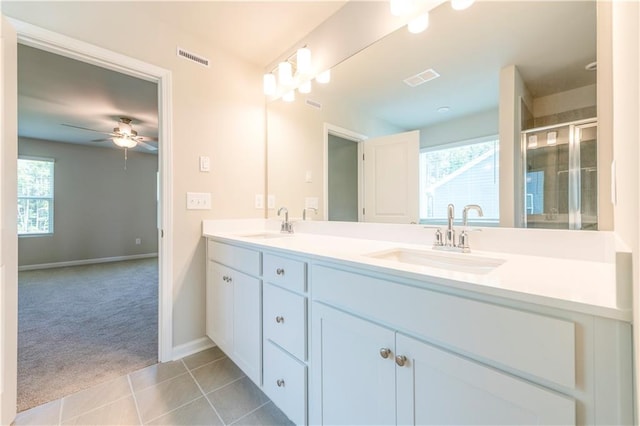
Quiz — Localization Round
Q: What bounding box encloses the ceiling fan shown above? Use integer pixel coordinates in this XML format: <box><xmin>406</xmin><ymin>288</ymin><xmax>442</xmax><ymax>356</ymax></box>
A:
<box><xmin>62</xmin><ymin>117</ymin><xmax>158</xmax><ymax>151</ymax></box>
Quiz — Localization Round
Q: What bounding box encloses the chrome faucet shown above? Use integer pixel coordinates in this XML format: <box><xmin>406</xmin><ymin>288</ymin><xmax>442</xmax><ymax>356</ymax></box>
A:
<box><xmin>277</xmin><ymin>207</ymin><xmax>293</xmax><ymax>233</ymax></box>
<box><xmin>433</xmin><ymin>203</ymin><xmax>483</xmax><ymax>253</ymax></box>
<box><xmin>302</xmin><ymin>207</ymin><xmax>318</xmax><ymax>221</ymax></box>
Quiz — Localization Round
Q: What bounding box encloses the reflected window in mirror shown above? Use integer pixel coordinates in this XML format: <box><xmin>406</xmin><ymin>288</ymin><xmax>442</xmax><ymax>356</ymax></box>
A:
<box><xmin>420</xmin><ymin>137</ymin><xmax>499</xmax><ymax>226</ymax></box>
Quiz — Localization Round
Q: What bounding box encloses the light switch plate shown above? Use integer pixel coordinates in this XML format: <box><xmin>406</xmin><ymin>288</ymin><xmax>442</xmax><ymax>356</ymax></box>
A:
<box><xmin>187</xmin><ymin>192</ymin><xmax>211</xmax><ymax>210</ymax></box>
<box><xmin>199</xmin><ymin>156</ymin><xmax>210</xmax><ymax>172</ymax></box>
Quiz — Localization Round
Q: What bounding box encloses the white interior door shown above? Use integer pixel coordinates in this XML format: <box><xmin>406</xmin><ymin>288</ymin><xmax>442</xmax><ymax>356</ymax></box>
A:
<box><xmin>363</xmin><ymin>130</ymin><xmax>419</xmax><ymax>223</ymax></box>
<box><xmin>1</xmin><ymin>15</ymin><xmax>18</xmax><ymax>426</ymax></box>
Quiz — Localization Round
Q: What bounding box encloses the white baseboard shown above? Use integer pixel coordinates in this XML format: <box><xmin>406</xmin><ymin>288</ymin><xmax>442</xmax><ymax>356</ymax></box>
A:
<box><xmin>172</xmin><ymin>337</ymin><xmax>215</xmax><ymax>361</ymax></box>
<box><xmin>18</xmin><ymin>253</ymin><xmax>158</xmax><ymax>271</ymax></box>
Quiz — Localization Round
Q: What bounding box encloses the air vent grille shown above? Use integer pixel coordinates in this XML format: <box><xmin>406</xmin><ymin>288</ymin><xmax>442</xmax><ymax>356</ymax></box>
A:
<box><xmin>403</xmin><ymin>68</ymin><xmax>440</xmax><ymax>87</ymax></box>
<box><xmin>177</xmin><ymin>47</ymin><xmax>210</xmax><ymax>68</ymax></box>
<box><xmin>306</xmin><ymin>99</ymin><xmax>322</xmax><ymax>109</ymax></box>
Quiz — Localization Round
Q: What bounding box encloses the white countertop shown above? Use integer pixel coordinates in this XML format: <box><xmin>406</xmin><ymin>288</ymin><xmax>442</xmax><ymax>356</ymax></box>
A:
<box><xmin>203</xmin><ymin>220</ymin><xmax>632</xmax><ymax>322</ymax></box>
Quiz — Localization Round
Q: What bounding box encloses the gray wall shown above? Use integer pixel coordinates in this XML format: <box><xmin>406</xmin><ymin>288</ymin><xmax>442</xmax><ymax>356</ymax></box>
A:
<box><xmin>18</xmin><ymin>137</ymin><xmax>158</xmax><ymax>266</ymax></box>
<box><xmin>328</xmin><ymin>134</ymin><xmax>358</xmax><ymax>221</ymax></box>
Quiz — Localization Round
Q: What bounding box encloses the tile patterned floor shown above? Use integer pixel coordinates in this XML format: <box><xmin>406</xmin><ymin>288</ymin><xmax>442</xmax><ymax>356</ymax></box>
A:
<box><xmin>12</xmin><ymin>347</ymin><xmax>294</xmax><ymax>426</ymax></box>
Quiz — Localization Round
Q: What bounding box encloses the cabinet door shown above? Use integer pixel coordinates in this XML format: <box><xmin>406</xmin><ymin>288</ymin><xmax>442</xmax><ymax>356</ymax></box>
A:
<box><xmin>232</xmin><ymin>269</ymin><xmax>262</xmax><ymax>385</ymax></box>
<box><xmin>395</xmin><ymin>333</ymin><xmax>575</xmax><ymax>425</ymax></box>
<box><xmin>312</xmin><ymin>303</ymin><xmax>395</xmax><ymax>425</ymax></box>
<box><xmin>206</xmin><ymin>261</ymin><xmax>234</xmax><ymax>353</ymax></box>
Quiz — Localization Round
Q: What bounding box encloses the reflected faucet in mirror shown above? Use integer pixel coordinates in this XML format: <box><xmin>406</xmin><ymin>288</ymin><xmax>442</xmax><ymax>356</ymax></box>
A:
<box><xmin>278</xmin><ymin>207</ymin><xmax>293</xmax><ymax>234</ymax></box>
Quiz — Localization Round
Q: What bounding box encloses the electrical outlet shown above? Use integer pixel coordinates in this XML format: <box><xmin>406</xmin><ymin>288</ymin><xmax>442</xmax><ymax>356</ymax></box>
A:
<box><xmin>305</xmin><ymin>197</ymin><xmax>319</xmax><ymax>209</ymax></box>
<box><xmin>255</xmin><ymin>194</ymin><xmax>264</xmax><ymax>209</ymax></box>
<box><xmin>267</xmin><ymin>195</ymin><xmax>276</xmax><ymax>209</ymax></box>
<box><xmin>186</xmin><ymin>192</ymin><xmax>211</xmax><ymax>210</ymax></box>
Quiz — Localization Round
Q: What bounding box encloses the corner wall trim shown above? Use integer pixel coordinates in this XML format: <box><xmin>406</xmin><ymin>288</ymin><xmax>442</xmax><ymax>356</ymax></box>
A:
<box><xmin>172</xmin><ymin>337</ymin><xmax>215</xmax><ymax>361</ymax></box>
<box><xmin>18</xmin><ymin>253</ymin><xmax>159</xmax><ymax>271</ymax></box>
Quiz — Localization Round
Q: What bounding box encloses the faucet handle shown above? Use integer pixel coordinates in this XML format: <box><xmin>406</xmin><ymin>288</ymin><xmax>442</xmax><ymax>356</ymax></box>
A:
<box><xmin>434</xmin><ymin>228</ymin><xmax>444</xmax><ymax>247</ymax></box>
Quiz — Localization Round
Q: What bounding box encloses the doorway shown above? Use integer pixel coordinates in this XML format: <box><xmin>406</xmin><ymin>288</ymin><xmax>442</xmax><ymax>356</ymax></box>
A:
<box><xmin>4</xmin><ymin>18</ymin><xmax>174</xmax><ymax>419</ymax></box>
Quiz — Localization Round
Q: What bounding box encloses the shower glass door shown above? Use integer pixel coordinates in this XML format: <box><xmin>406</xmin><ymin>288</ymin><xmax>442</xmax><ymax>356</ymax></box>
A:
<box><xmin>522</xmin><ymin>119</ymin><xmax>597</xmax><ymax>230</ymax></box>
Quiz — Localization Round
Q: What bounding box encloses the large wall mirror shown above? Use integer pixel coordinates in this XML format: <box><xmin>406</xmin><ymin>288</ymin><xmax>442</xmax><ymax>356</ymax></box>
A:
<box><xmin>267</xmin><ymin>1</ymin><xmax>605</xmax><ymax>229</ymax></box>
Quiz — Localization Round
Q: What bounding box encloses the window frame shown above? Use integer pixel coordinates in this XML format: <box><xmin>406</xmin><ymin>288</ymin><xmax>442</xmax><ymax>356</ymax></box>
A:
<box><xmin>17</xmin><ymin>156</ymin><xmax>55</xmax><ymax>237</ymax></box>
<box><xmin>419</xmin><ymin>135</ymin><xmax>500</xmax><ymax>227</ymax></box>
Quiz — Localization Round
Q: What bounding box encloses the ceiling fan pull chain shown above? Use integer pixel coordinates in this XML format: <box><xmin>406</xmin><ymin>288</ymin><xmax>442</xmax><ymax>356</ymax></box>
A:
<box><xmin>124</xmin><ymin>147</ymin><xmax>128</xmax><ymax>170</ymax></box>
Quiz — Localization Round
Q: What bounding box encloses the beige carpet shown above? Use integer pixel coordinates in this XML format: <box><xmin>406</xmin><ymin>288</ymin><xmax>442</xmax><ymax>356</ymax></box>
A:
<box><xmin>17</xmin><ymin>258</ymin><xmax>158</xmax><ymax>412</ymax></box>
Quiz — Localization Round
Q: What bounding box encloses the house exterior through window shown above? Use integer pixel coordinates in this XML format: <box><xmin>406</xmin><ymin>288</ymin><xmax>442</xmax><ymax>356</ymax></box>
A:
<box><xmin>18</xmin><ymin>157</ymin><xmax>54</xmax><ymax>235</ymax></box>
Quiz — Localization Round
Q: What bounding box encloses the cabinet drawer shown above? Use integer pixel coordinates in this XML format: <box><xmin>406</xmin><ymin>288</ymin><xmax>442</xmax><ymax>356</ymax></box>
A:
<box><xmin>263</xmin><ymin>253</ymin><xmax>306</xmax><ymax>293</ymax></box>
<box><xmin>264</xmin><ymin>341</ymin><xmax>307</xmax><ymax>425</ymax></box>
<box><xmin>207</xmin><ymin>239</ymin><xmax>260</xmax><ymax>276</ymax></box>
<box><xmin>264</xmin><ymin>283</ymin><xmax>307</xmax><ymax>361</ymax></box>
<box><xmin>312</xmin><ymin>265</ymin><xmax>576</xmax><ymax>389</ymax></box>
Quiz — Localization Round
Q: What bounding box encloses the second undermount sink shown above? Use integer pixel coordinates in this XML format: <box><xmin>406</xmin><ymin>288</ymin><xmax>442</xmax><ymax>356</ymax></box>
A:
<box><xmin>365</xmin><ymin>247</ymin><xmax>505</xmax><ymax>275</ymax></box>
<box><xmin>236</xmin><ymin>232</ymin><xmax>293</xmax><ymax>239</ymax></box>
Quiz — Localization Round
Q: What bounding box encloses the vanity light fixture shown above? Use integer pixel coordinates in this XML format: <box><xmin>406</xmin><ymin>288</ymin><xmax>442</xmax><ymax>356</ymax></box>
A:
<box><xmin>408</xmin><ymin>13</ymin><xmax>429</xmax><ymax>34</ymax></box>
<box><xmin>263</xmin><ymin>46</ymin><xmax>330</xmax><ymax>100</ymax></box>
<box><xmin>451</xmin><ymin>0</ymin><xmax>475</xmax><ymax>11</ymax></box>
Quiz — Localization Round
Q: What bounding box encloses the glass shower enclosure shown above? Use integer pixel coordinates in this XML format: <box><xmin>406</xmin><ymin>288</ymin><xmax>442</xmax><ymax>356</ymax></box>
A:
<box><xmin>521</xmin><ymin>118</ymin><xmax>597</xmax><ymax>230</ymax></box>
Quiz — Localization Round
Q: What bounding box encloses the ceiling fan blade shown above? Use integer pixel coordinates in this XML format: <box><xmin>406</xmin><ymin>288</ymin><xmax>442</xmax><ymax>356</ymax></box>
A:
<box><xmin>91</xmin><ymin>138</ymin><xmax>112</xmax><ymax>143</ymax></box>
<box><xmin>61</xmin><ymin>123</ymin><xmax>114</xmax><ymax>136</ymax></box>
<box><xmin>137</xmin><ymin>141</ymin><xmax>158</xmax><ymax>151</ymax></box>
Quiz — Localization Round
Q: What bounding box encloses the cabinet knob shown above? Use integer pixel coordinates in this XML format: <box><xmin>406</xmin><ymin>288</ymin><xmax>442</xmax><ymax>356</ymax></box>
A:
<box><xmin>276</xmin><ymin>268</ymin><xmax>285</xmax><ymax>276</ymax></box>
<box><xmin>379</xmin><ymin>348</ymin><xmax>391</xmax><ymax>359</ymax></box>
<box><xmin>276</xmin><ymin>379</ymin><xmax>285</xmax><ymax>387</ymax></box>
<box><xmin>275</xmin><ymin>316</ymin><xmax>284</xmax><ymax>324</ymax></box>
<box><xmin>222</xmin><ymin>276</ymin><xmax>228</xmax><ymax>282</ymax></box>
<box><xmin>395</xmin><ymin>355</ymin><xmax>407</xmax><ymax>367</ymax></box>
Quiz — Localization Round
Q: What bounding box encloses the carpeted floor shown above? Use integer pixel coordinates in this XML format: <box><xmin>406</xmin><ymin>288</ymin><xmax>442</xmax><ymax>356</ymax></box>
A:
<box><xmin>17</xmin><ymin>258</ymin><xmax>158</xmax><ymax>412</ymax></box>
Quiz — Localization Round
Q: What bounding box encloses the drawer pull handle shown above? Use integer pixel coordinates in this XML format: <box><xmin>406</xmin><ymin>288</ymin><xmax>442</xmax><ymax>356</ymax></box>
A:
<box><xmin>395</xmin><ymin>355</ymin><xmax>407</xmax><ymax>367</ymax></box>
<box><xmin>379</xmin><ymin>348</ymin><xmax>391</xmax><ymax>359</ymax></box>
<box><xmin>275</xmin><ymin>316</ymin><xmax>285</xmax><ymax>324</ymax></box>
<box><xmin>277</xmin><ymin>379</ymin><xmax>285</xmax><ymax>387</ymax></box>
<box><xmin>222</xmin><ymin>276</ymin><xmax>232</xmax><ymax>283</ymax></box>
<box><xmin>276</xmin><ymin>268</ymin><xmax>285</xmax><ymax>276</ymax></box>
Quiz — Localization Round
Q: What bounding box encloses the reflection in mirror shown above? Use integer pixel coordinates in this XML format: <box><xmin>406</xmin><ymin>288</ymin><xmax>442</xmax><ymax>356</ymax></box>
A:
<box><xmin>267</xmin><ymin>1</ymin><xmax>599</xmax><ymax>229</ymax></box>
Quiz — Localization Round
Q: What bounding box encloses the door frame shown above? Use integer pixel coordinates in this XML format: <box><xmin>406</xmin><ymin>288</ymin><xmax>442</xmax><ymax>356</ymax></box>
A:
<box><xmin>7</xmin><ymin>19</ymin><xmax>174</xmax><ymax>361</ymax></box>
<box><xmin>323</xmin><ymin>123</ymin><xmax>367</xmax><ymax>221</ymax></box>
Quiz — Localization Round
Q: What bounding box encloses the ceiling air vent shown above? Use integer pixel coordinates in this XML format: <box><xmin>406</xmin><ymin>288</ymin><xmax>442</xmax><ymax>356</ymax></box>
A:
<box><xmin>305</xmin><ymin>99</ymin><xmax>322</xmax><ymax>109</ymax></box>
<box><xmin>403</xmin><ymin>68</ymin><xmax>440</xmax><ymax>87</ymax></box>
<box><xmin>177</xmin><ymin>47</ymin><xmax>210</xmax><ymax>68</ymax></box>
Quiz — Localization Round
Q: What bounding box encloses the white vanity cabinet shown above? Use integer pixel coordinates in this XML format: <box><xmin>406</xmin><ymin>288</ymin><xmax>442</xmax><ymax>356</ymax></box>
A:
<box><xmin>261</xmin><ymin>252</ymin><xmax>309</xmax><ymax>425</ymax></box>
<box><xmin>205</xmin><ymin>240</ymin><xmax>262</xmax><ymax>385</ymax></box>
<box><xmin>310</xmin><ymin>263</ymin><xmax>632</xmax><ymax>425</ymax></box>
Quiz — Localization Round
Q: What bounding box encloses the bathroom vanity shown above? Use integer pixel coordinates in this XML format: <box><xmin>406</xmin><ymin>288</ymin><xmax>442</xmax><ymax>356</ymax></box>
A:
<box><xmin>203</xmin><ymin>219</ymin><xmax>633</xmax><ymax>425</ymax></box>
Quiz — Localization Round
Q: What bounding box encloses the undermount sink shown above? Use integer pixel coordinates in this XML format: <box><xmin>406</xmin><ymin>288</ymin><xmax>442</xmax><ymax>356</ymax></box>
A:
<box><xmin>236</xmin><ymin>232</ymin><xmax>293</xmax><ymax>239</ymax></box>
<box><xmin>365</xmin><ymin>247</ymin><xmax>505</xmax><ymax>275</ymax></box>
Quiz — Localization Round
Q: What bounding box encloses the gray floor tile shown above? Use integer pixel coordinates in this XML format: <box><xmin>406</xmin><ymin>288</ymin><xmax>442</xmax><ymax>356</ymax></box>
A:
<box><xmin>61</xmin><ymin>375</ymin><xmax>131</xmax><ymax>422</ymax></box>
<box><xmin>191</xmin><ymin>357</ymin><xmax>244</xmax><ymax>394</ymax></box>
<box><xmin>232</xmin><ymin>402</ymin><xmax>294</xmax><ymax>426</ymax></box>
<box><xmin>134</xmin><ymin>373</ymin><xmax>202</xmax><ymax>423</ymax></box>
<box><xmin>13</xmin><ymin>398</ymin><xmax>61</xmax><ymax>426</ymax></box>
<box><xmin>146</xmin><ymin>396</ymin><xmax>223</xmax><ymax>425</ymax></box>
<box><xmin>129</xmin><ymin>360</ymin><xmax>187</xmax><ymax>392</ymax></box>
<box><xmin>182</xmin><ymin>346</ymin><xmax>226</xmax><ymax>371</ymax></box>
<box><xmin>207</xmin><ymin>377</ymin><xmax>269</xmax><ymax>425</ymax></box>
<box><xmin>62</xmin><ymin>395</ymin><xmax>140</xmax><ymax>425</ymax></box>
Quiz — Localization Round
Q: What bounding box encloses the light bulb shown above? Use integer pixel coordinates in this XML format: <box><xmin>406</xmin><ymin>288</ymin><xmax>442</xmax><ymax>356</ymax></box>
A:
<box><xmin>451</xmin><ymin>0</ymin><xmax>475</xmax><ymax>11</ymax></box>
<box><xmin>296</xmin><ymin>47</ymin><xmax>312</xmax><ymax>76</ymax></box>
<box><xmin>299</xmin><ymin>80</ymin><xmax>312</xmax><ymax>94</ymax></box>
<box><xmin>316</xmin><ymin>69</ymin><xmax>331</xmax><ymax>84</ymax></box>
<box><xmin>390</xmin><ymin>0</ymin><xmax>412</xmax><ymax>16</ymax></box>
<box><xmin>408</xmin><ymin>13</ymin><xmax>429</xmax><ymax>34</ymax></box>
<box><xmin>263</xmin><ymin>73</ymin><xmax>276</xmax><ymax>96</ymax></box>
<box><xmin>113</xmin><ymin>137</ymin><xmax>137</xmax><ymax>149</ymax></box>
<box><xmin>278</xmin><ymin>61</ymin><xmax>293</xmax><ymax>87</ymax></box>
<box><xmin>283</xmin><ymin>90</ymin><xmax>295</xmax><ymax>102</ymax></box>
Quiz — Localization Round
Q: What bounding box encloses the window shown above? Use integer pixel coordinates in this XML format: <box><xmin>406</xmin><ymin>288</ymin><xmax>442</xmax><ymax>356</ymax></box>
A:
<box><xmin>18</xmin><ymin>157</ymin><xmax>54</xmax><ymax>235</ymax></box>
<box><xmin>420</xmin><ymin>137</ymin><xmax>499</xmax><ymax>225</ymax></box>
